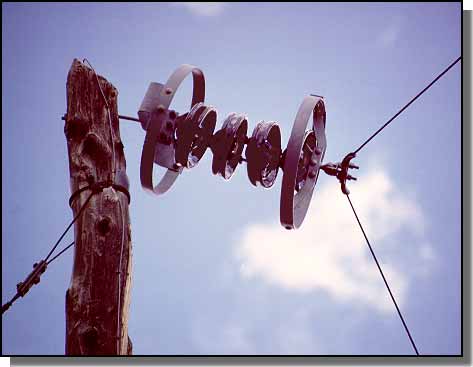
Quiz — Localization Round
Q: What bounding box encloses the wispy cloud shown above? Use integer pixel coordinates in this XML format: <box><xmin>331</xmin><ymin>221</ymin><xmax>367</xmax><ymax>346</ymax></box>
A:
<box><xmin>377</xmin><ymin>17</ymin><xmax>404</xmax><ymax>47</ymax></box>
<box><xmin>191</xmin><ymin>310</ymin><xmax>321</xmax><ymax>355</ymax></box>
<box><xmin>172</xmin><ymin>2</ymin><xmax>226</xmax><ymax>17</ymax></box>
<box><xmin>235</xmin><ymin>167</ymin><xmax>433</xmax><ymax>313</ymax></box>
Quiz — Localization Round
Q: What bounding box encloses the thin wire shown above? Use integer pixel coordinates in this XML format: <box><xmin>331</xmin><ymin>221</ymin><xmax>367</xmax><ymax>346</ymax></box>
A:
<box><xmin>2</xmin><ymin>294</ymin><xmax>20</xmax><ymax>314</ymax></box>
<box><xmin>118</xmin><ymin>114</ymin><xmax>141</xmax><ymax>123</ymax></box>
<box><xmin>345</xmin><ymin>194</ymin><xmax>420</xmax><ymax>355</ymax></box>
<box><xmin>82</xmin><ymin>58</ymin><xmax>116</xmax><ymax>181</ymax></box>
<box><xmin>46</xmin><ymin>241</ymin><xmax>75</xmax><ymax>265</ymax></box>
<box><xmin>44</xmin><ymin>192</ymin><xmax>94</xmax><ymax>262</ymax></box>
<box><xmin>353</xmin><ymin>56</ymin><xmax>461</xmax><ymax>154</ymax></box>
<box><xmin>3</xmin><ymin>183</ymin><xmax>100</xmax><ymax>314</ymax></box>
<box><xmin>83</xmin><ymin>59</ymin><xmax>125</xmax><ymax>354</ymax></box>
<box><xmin>116</xmin><ymin>196</ymin><xmax>126</xmax><ymax>354</ymax></box>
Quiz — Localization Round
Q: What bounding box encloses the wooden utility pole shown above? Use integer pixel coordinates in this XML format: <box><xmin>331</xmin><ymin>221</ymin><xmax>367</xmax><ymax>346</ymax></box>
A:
<box><xmin>64</xmin><ymin>59</ymin><xmax>132</xmax><ymax>355</ymax></box>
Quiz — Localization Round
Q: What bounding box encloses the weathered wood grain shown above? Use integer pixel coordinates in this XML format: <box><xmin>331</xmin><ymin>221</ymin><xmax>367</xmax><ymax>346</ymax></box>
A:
<box><xmin>64</xmin><ymin>59</ymin><xmax>132</xmax><ymax>355</ymax></box>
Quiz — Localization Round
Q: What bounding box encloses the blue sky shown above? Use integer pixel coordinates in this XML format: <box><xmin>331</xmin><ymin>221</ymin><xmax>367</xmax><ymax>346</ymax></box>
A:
<box><xmin>2</xmin><ymin>2</ymin><xmax>461</xmax><ymax>355</ymax></box>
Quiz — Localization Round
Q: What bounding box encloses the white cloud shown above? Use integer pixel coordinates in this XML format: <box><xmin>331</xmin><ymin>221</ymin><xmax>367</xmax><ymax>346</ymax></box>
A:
<box><xmin>172</xmin><ymin>2</ymin><xmax>226</xmax><ymax>17</ymax></box>
<box><xmin>235</xmin><ymin>168</ymin><xmax>433</xmax><ymax>313</ymax></box>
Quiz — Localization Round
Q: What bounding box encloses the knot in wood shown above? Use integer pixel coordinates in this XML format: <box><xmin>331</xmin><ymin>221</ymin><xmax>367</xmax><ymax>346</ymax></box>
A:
<box><xmin>64</xmin><ymin>115</ymin><xmax>89</xmax><ymax>141</ymax></box>
<box><xmin>82</xmin><ymin>132</ymin><xmax>111</xmax><ymax>164</ymax></box>
<box><xmin>81</xmin><ymin>326</ymin><xmax>99</xmax><ymax>354</ymax></box>
<box><xmin>97</xmin><ymin>216</ymin><xmax>112</xmax><ymax>235</ymax></box>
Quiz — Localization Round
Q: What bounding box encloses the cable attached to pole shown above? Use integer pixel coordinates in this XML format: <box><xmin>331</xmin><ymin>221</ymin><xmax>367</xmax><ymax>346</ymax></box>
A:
<box><xmin>353</xmin><ymin>56</ymin><xmax>461</xmax><ymax>155</ymax></box>
<box><xmin>2</xmin><ymin>191</ymin><xmax>93</xmax><ymax>315</ymax></box>
<box><xmin>345</xmin><ymin>194</ymin><xmax>420</xmax><ymax>355</ymax></box>
<box><xmin>44</xmin><ymin>192</ymin><xmax>94</xmax><ymax>262</ymax></box>
<box><xmin>2</xmin><ymin>180</ymin><xmax>131</xmax><ymax>316</ymax></box>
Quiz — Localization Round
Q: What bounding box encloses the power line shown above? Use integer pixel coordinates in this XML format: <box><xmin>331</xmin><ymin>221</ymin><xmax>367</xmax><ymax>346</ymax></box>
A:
<box><xmin>332</xmin><ymin>57</ymin><xmax>461</xmax><ymax>353</ymax></box>
<box><xmin>353</xmin><ymin>56</ymin><xmax>461</xmax><ymax>155</ymax></box>
<box><xmin>345</xmin><ymin>194</ymin><xmax>420</xmax><ymax>355</ymax></box>
<box><xmin>46</xmin><ymin>241</ymin><xmax>75</xmax><ymax>265</ymax></box>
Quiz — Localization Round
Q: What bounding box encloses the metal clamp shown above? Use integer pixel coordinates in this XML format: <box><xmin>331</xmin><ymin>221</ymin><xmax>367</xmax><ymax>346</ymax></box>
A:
<box><xmin>68</xmin><ymin>179</ymin><xmax>131</xmax><ymax>208</ymax></box>
<box><xmin>16</xmin><ymin>260</ymin><xmax>47</xmax><ymax>297</ymax></box>
<box><xmin>321</xmin><ymin>152</ymin><xmax>358</xmax><ymax>195</ymax></box>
